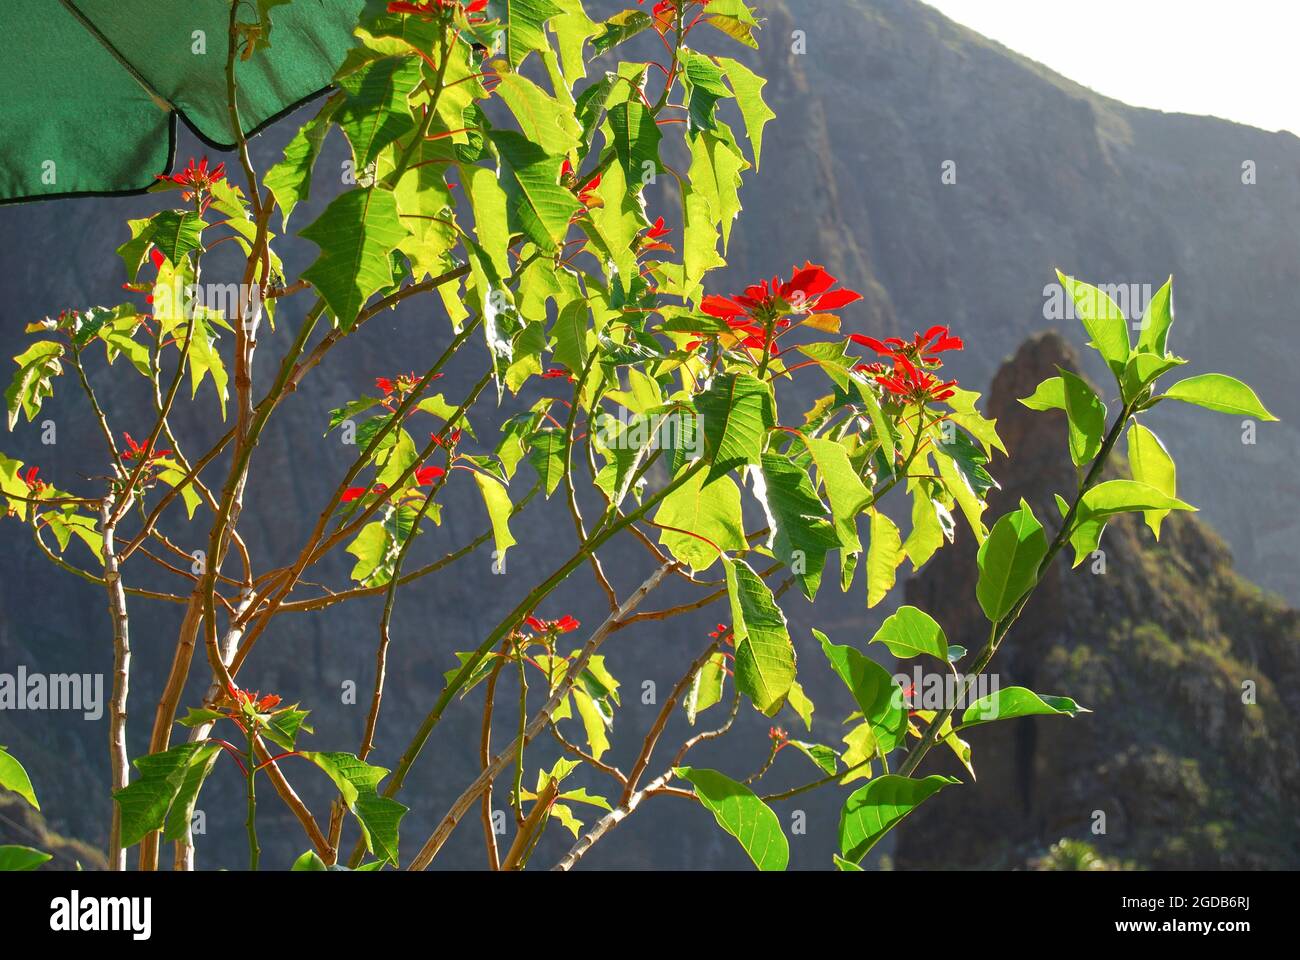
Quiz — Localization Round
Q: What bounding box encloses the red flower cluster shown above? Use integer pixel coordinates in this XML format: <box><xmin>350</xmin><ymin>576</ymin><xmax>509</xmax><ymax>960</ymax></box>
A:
<box><xmin>525</xmin><ymin>615</ymin><xmax>581</xmax><ymax>635</ymax></box>
<box><xmin>21</xmin><ymin>466</ymin><xmax>45</xmax><ymax>494</ymax></box>
<box><xmin>340</xmin><ymin>463</ymin><xmax>445</xmax><ymax>502</ymax></box>
<box><xmin>697</xmin><ymin>263</ymin><xmax>862</xmax><ymax>355</ymax></box>
<box><xmin>849</xmin><ymin>326</ymin><xmax>963</xmax><ymax>404</ymax></box>
<box><xmin>639</xmin><ymin>216</ymin><xmax>673</xmax><ymax>254</ymax></box>
<box><xmin>542</xmin><ymin>367</ymin><xmax>574</xmax><ymax>381</ymax></box>
<box><xmin>121</xmin><ymin>431</ymin><xmax>170</xmax><ymax>464</ymax></box>
<box><xmin>376</xmin><ymin>371</ymin><xmax>441</xmax><ymax>400</ymax></box>
<box><xmin>873</xmin><ymin>357</ymin><xmax>958</xmax><ymax>403</ymax></box>
<box><xmin>560</xmin><ymin>158</ymin><xmax>601</xmax><ymax>208</ymax></box>
<box><xmin>156</xmin><ymin>157</ymin><xmax>225</xmax><ymax>211</ymax></box>
<box><xmin>768</xmin><ymin>725</ymin><xmax>789</xmax><ymax>745</ymax></box>
<box><xmin>849</xmin><ymin>326</ymin><xmax>963</xmax><ymax>365</ymax></box>
<box><xmin>224</xmin><ymin>682</ymin><xmax>281</xmax><ymax>715</ymax></box>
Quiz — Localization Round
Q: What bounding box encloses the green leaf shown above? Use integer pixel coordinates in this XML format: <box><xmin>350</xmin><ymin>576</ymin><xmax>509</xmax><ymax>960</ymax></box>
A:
<box><xmin>1056</xmin><ymin>270</ymin><xmax>1130</xmax><ymax>375</ymax></box>
<box><xmin>606</xmin><ymin>99</ymin><xmax>663</xmax><ymax>187</ymax></box>
<box><xmin>149</xmin><ymin>210</ymin><xmax>205</xmax><ymax>267</ymax></box>
<box><xmin>113</xmin><ymin>742</ymin><xmax>212</xmax><ymax>848</ymax></box>
<box><xmin>1019</xmin><ymin>376</ymin><xmax>1066</xmax><ymax>412</ymax></box>
<box><xmin>680</xmin><ymin>50</ymin><xmax>731</xmax><ymax>134</ymax></box>
<box><xmin>653</xmin><ymin>469</ymin><xmax>745</xmax><ymax>572</ymax></box>
<box><xmin>786</xmin><ymin>680</ymin><xmax>815</xmax><ymax>731</ymax></box>
<box><xmin>701</xmin><ymin>0</ymin><xmax>761</xmax><ymax>48</ymax></box>
<box><xmin>975</xmin><ymin>499</ymin><xmax>1047</xmax><ymax>622</ymax></box>
<box><xmin>291</xmin><ymin>850</ymin><xmax>329</xmax><ymax>871</ymax></box>
<box><xmin>0</xmin><ymin>845</ymin><xmax>52</xmax><ymax>871</ymax></box>
<box><xmin>755</xmin><ymin>454</ymin><xmax>838</xmax><ymax>601</ymax></box>
<box><xmin>787</xmin><ymin>741</ymin><xmax>838</xmax><ymax>776</ymax></box>
<box><xmin>902</xmin><ymin>481</ymin><xmax>952</xmax><ymax>571</ymax></box>
<box><xmin>960</xmin><ymin>686</ymin><xmax>1088</xmax><ymax>728</ymax></box>
<box><xmin>1059</xmin><ymin>368</ymin><xmax>1106</xmax><ymax>467</ymax></box>
<box><xmin>839</xmin><ymin>774</ymin><xmax>959</xmax><ymax>864</ymax></box>
<box><xmin>265</xmin><ymin>93</ymin><xmax>340</xmax><ymax>228</ymax></box>
<box><xmin>717</xmin><ymin>56</ymin><xmax>775</xmax><ymax>168</ymax></box>
<box><xmin>6</xmin><ymin>340</ymin><xmax>64</xmax><ymax>430</ymax></box>
<box><xmin>473</xmin><ymin>472</ymin><xmax>518</xmax><ymax>563</ymax></box>
<box><xmin>833</xmin><ymin>854</ymin><xmax>864</xmax><ymax>871</ymax></box>
<box><xmin>495</xmin><ymin>73</ymin><xmax>581</xmax><ymax>156</ymax></box>
<box><xmin>1136</xmin><ymin>275</ymin><xmax>1173</xmax><ymax>355</ymax></box>
<box><xmin>865</xmin><ymin>509</ymin><xmax>903</xmax><ymax>609</ymax></box>
<box><xmin>0</xmin><ymin>746</ymin><xmax>39</xmax><ymax>809</ymax></box>
<box><xmin>676</xmin><ymin>767</ymin><xmax>788</xmax><ymax>871</ymax></box>
<box><xmin>1122</xmin><ymin>351</ymin><xmax>1186</xmax><ymax>402</ymax></box>
<box><xmin>491</xmin><ymin>130</ymin><xmax>582</xmax><ymax>253</ymax></box>
<box><xmin>572</xmin><ymin>686</ymin><xmax>611</xmax><ymax>760</ymax></box>
<box><xmin>1079</xmin><ymin>479</ymin><xmax>1195</xmax><ymax>518</ymax></box>
<box><xmin>264</xmin><ymin>707</ymin><xmax>314</xmax><ymax>752</ymax></box>
<box><xmin>503</xmin><ymin>0</ymin><xmax>564</xmax><ymax>67</ymax></box>
<box><xmin>300</xmin><ymin>751</ymin><xmax>407</xmax><ymax>865</ymax></box>
<box><xmin>300</xmin><ymin>188</ymin><xmax>408</xmax><ymax>329</ymax></box>
<box><xmin>335</xmin><ymin>57</ymin><xmax>418</xmax><ymax>169</ymax></box>
<box><xmin>526</xmin><ymin>429</ymin><xmax>567</xmax><ymax>498</ymax></box>
<box><xmin>815</xmin><ymin>629</ymin><xmax>906</xmax><ymax>753</ymax></box>
<box><xmin>724</xmin><ymin>557</ymin><xmax>796</xmax><ymax>715</ymax></box>
<box><xmin>696</xmin><ymin>373</ymin><xmax>775</xmax><ymax>482</ymax></box>
<box><xmin>870</xmin><ymin>605</ymin><xmax>948</xmax><ymax>661</ymax></box>
<box><xmin>684</xmin><ymin>651</ymin><xmax>727</xmax><ymax>724</ymax></box>
<box><xmin>590</xmin><ymin>9</ymin><xmax>651</xmax><ymax>56</ymax></box>
<box><xmin>162</xmin><ymin>742</ymin><xmax>221</xmax><ymax>844</ymax></box>
<box><xmin>1160</xmin><ymin>373</ymin><xmax>1277</xmax><ymax>421</ymax></box>
<box><xmin>804</xmin><ymin>437</ymin><xmax>871</xmax><ymax>551</ymax></box>
<box><xmin>1126</xmin><ymin>423</ymin><xmax>1176</xmax><ymax>538</ymax></box>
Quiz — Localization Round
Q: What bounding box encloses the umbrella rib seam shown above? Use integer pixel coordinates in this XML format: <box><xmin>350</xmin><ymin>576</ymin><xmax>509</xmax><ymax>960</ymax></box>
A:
<box><xmin>57</xmin><ymin>0</ymin><xmax>176</xmax><ymax>114</ymax></box>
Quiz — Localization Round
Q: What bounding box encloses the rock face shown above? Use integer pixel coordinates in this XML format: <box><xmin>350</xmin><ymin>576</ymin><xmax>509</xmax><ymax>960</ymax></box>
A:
<box><xmin>897</xmin><ymin>333</ymin><xmax>1300</xmax><ymax>869</ymax></box>
<box><xmin>1</xmin><ymin>0</ymin><xmax>1297</xmax><ymax>870</ymax></box>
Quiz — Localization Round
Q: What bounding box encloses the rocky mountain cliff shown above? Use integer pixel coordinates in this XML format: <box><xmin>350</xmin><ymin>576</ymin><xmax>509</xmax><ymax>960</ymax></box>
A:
<box><xmin>897</xmin><ymin>333</ymin><xmax>1300</xmax><ymax>869</ymax></box>
<box><xmin>1</xmin><ymin>0</ymin><xmax>1296</xmax><ymax>869</ymax></box>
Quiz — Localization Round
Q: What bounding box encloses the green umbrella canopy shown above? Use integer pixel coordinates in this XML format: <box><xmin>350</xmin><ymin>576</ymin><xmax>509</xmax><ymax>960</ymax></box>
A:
<box><xmin>0</xmin><ymin>0</ymin><xmax>364</xmax><ymax>204</ymax></box>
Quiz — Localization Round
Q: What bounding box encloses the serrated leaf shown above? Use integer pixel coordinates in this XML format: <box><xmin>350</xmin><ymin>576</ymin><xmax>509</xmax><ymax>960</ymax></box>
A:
<box><xmin>685</xmin><ymin>651</ymin><xmax>727</xmax><ymax>724</ymax></box>
<box><xmin>756</xmin><ymin>454</ymin><xmax>838</xmax><ymax>601</ymax></box>
<box><xmin>301</xmin><ymin>751</ymin><xmax>407</xmax><ymax>865</ymax></box>
<box><xmin>653</xmin><ymin>469</ymin><xmax>745</xmax><ymax>572</ymax></box>
<box><xmin>717</xmin><ymin>56</ymin><xmax>774</xmax><ymax>168</ymax></box>
<box><xmin>491</xmin><ymin>130</ymin><xmax>582</xmax><ymax>253</ymax></box>
<box><xmin>301</xmin><ymin>188</ymin><xmax>408</xmax><ymax>329</ymax></box>
<box><xmin>473</xmin><ymin>472</ymin><xmax>517</xmax><ymax>562</ymax></box>
<box><xmin>6</xmin><ymin>340</ymin><xmax>63</xmax><ymax>430</ymax></box>
<box><xmin>696</xmin><ymin>373</ymin><xmax>775</xmax><ymax>482</ymax></box>
<box><xmin>724</xmin><ymin>557</ymin><xmax>795</xmax><ymax>715</ymax></box>
<box><xmin>265</xmin><ymin>93</ymin><xmax>340</xmax><ymax>228</ymax></box>
<box><xmin>113</xmin><ymin>743</ymin><xmax>211</xmax><ymax>848</ymax></box>
<box><xmin>865</xmin><ymin>508</ymin><xmax>903</xmax><ymax>608</ymax></box>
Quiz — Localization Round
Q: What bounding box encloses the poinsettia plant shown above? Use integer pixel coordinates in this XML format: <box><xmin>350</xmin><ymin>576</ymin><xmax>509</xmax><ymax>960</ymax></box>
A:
<box><xmin>0</xmin><ymin>0</ymin><xmax>1278</xmax><ymax>872</ymax></box>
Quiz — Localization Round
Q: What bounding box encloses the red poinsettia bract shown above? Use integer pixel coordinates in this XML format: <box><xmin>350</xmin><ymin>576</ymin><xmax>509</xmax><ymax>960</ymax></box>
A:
<box><xmin>525</xmin><ymin>614</ymin><xmax>581</xmax><ymax>635</ymax></box>
<box><xmin>696</xmin><ymin>262</ymin><xmax>863</xmax><ymax>356</ymax></box>
<box><xmin>156</xmin><ymin>157</ymin><xmax>225</xmax><ymax>211</ymax></box>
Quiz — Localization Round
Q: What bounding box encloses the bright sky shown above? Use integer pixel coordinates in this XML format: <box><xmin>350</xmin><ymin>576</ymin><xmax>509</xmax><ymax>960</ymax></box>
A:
<box><xmin>921</xmin><ymin>1</ymin><xmax>1300</xmax><ymax>136</ymax></box>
